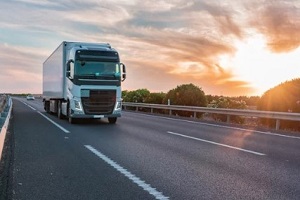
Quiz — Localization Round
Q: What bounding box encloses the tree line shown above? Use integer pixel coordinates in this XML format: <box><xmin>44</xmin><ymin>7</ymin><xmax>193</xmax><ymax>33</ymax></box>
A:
<box><xmin>122</xmin><ymin>83</ymin><xmax>259</xmax><ymax>109</ymax></box>
<box><xmin>123</xmin><ymin>79</ymin><xmax>300</xmax><ymax>131</ymax></box>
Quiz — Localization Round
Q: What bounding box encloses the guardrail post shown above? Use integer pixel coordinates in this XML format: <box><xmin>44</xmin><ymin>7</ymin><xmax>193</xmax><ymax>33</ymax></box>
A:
<box><xmin>227</xmin><ymin>115</ymin><xmax>230</xmax><ymax>123</ymax></box>
<box><xmin>151</xmin><ymin>108</ymin><xmax>153</xmax><ymax>113</ymax></box>
<box><xmin>193</xmin><ymin>112</ymin><xmax>196</xmax><ymax>118</ymax></box>
<box><xmin>276</xmin><ymin>119</ymin><xmax>280</xmax><ymax>130</ymax></box>
<box><xmin>169</xmin><ymin>109</ymin><xmax>172</xmax><ymax>116</ymax></box>
<box><xmin>136</xmin><ymin>106</ymin><xmax>138</xmax><ymax>112</ymax></box>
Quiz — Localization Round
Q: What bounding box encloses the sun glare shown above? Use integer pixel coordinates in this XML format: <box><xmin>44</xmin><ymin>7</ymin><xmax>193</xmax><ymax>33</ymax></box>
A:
<box><xmin>221</xmin><ymin>34</ymin><xmax>300</xmax><ymax>96</ymax></box>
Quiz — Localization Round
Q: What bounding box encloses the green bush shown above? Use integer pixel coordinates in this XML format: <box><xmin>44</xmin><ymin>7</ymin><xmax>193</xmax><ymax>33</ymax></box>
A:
<box><xmin>162</xmin><ymin>83</ymin><xmax>207</xmax><ymax>118</ymax></box>
<box><xmin>258</xmin><ymin>78</ymin><xmax>300</xmax><ymax>130</ymax></box>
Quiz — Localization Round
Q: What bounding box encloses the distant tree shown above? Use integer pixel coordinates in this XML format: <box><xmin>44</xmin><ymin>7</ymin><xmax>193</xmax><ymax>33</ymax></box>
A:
<box><xmin>122</xmin><ymin>90</ymin><xmax>133</xmax><ymax>102</ymax></box>
<box><xmin>122</xmin><ymin>90</ymin><xmax>128</xmax><ymax>100</ymax></box>
<box><xmin>207</xmin><ymin>95</ymin><xmax>260</xmax><ymax>108</ymax></box>
<box><xmin>122</xmin><ymin>89</ymin><xmax>150</xmax><ymax>103</ymax></box>
<box><xmin>209</xmin><ymin>97</ymin><xmax>246</xmax><ymax>123</ymax></box>
<box><xmin>163</xmin><ymin>83</ymin><xmax>207</xmax><ymax>118</ymax></box>
<box><xmin>245</xmin><ymin>96</ymin><xmax>260</xmax><ymax>107</ymax></box>
<box><xmin>206</xmin><ymin>95</ymin><xmax>217</xmax><ymax>105</ymax></box>
<box><xmin>144</xmin><ymin>92</ymin><xmax>166</xmax><ymax>104</ymax></box>
<box><xmin>258</xmin><ymin>78</ymin><xmax>300</xmax><ymax>130</ymax></box>
<box><xmin>134</xmin><ymin>89</ymin><xmax>150</xmax><ymax>103</ymax></box>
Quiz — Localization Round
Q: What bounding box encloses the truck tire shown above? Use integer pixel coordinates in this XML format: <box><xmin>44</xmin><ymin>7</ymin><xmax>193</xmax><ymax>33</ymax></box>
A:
<box><xmin>44</xmin><ymin>101</ymin><xmax>50</xmax><ymax>113</ymax></box>
<box><xmin>57</xmin><ymin>101</ymin><xmax>63</xmax><ymax>119</ymax></box>
<box><xmin>108</xmin><ymin>117</ymin><xmax>117</xmax><ymax>124</ymax></box>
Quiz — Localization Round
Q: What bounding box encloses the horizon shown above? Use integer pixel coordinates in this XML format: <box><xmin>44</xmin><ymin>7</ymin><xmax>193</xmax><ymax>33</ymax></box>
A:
<box><xmin>1</xmin><ymin>0</ymin><xmax>300</xmax><ymax>96</ymax></box>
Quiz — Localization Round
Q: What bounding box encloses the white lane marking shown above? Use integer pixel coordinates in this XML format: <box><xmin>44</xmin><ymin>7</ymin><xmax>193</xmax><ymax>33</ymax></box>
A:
<box><xmin>167</xmin><ymin>131</ymin><xmax>266</xmax><ymax>156</ymax></box>
<box><xmin>85</xmin><ymin>145</ymin><xmax>169</xmax><ymax>200</ymax></box>
<box><xmin>21</xmin><ymin>100</ymin><xmax>70</xmax><ymax>133</ymax></box>
<box><xmin>38</xmin><ymin>111</ymin><xmax>70</xmax><ymax>133</ymax></box>
<box><xmin>125</xmin><ymin>112</ymin><xmax>300</xmax><ymax>140</ymax></box>
<box><xmin>22</xmin><ymin>102</ymin><xmax>36</xmax><ymax>111</ymax></box>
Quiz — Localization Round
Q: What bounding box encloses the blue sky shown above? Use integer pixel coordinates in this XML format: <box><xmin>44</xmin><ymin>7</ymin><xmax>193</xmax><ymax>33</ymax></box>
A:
<box><xmin>1</xmin><ymin>0</ymin><xmax>300</xmax><ymax>96</ymax></box>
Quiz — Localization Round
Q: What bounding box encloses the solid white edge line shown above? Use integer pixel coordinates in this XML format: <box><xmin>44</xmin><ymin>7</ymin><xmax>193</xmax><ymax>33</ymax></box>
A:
<box><xmin>167</xmin><ymin>131</ymin><xmax>266</xmax><ymax>156</ymax></box>
<box><xmin>84</xmin><ymin>145</ymin><xmax>169</xmax><ymax>200</ymax></box>
<box><xmin>20</xmin><ymin>100</ymin><xmax>70</xmax><ymax>133</ymax></box>
<box><xmin>124</xmin><ymin>112</ymin><xmax>300</xmax><ymax>140</ymax></box>
<box><xmin>22</xmin><ymin>101</ymin><xmax>36</xmax><ymax>111</ymax></box>
<box><xmin>38</xmin><ymin>111</ymin><xmax>70</xmax><ymax>133</ymax></box>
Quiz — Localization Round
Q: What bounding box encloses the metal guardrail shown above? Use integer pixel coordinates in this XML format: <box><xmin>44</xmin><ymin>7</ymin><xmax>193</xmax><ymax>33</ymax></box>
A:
<box><xmin>0</xmin><ymin>95</ymin><xmax>7</xmax><ymax>114</ymax></box>
<box><xmin>123</xmin><ymin>102</ymin><xmax>300</xmax><ymax>130</ymax></box>
<box><xmin>0</xmin><ymin>95</ymin><xmax>13</xmax><ymax>160</ymax></box>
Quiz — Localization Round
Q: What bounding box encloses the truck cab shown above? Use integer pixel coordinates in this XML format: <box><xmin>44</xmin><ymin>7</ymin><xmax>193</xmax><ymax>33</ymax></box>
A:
<box><xmin>43</xmin><ymin>42</ymin><xmax>126</xmax><ymax>124</ymax></box>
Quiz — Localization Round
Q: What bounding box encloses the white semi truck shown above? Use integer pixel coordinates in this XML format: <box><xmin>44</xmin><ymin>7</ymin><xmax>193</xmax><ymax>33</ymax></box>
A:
<box><xmin>43</xmin><ymin>41</ymin><xmax>126</xmax><ymax>124</ymax></box>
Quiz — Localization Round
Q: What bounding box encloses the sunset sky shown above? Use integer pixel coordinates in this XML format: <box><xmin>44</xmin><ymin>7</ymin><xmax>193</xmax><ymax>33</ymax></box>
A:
<box><xmin>1</xmin><ymin>0</ymin><xmax>300</xmax><ymax>96</ymax></box>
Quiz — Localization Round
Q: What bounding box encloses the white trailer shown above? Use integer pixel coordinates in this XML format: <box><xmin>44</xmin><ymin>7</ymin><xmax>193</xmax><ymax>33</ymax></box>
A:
<box><xmin>43</xmin><ymin>41</ymin><xmax>126</xmax><ymax>123</ymax></box>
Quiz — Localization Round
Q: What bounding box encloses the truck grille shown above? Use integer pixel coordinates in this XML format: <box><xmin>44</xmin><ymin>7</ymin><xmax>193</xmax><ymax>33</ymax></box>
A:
<box><xmin>81</xmin><ymin>90</ymin><xmax>116</xmax><ymax>115</ymax></box>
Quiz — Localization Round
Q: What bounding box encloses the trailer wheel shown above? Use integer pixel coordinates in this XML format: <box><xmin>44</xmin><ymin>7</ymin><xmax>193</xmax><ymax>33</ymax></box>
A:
<box><xmin>44</xmin><ymin>101</ymin><xmax>50</xmax><ymax>113</ymax></box>
<box><xmin>108</xmin><ymin>117</ymin><xmax>117</xmax><ymax>124</ymax></box>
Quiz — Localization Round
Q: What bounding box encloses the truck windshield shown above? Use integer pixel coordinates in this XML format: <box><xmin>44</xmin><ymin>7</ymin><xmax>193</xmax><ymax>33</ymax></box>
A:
<box><xmin>74</xmin><ymin>61</ymin><xmax>121</xmax><ymax>79</ymax></box>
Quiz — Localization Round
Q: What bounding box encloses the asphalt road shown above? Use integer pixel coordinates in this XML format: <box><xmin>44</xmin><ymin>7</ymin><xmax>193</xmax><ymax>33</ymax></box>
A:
<box><xmin>9</xmin><ymin>97</ymin><xmax>300</xmax><ymax>199</ymax></box>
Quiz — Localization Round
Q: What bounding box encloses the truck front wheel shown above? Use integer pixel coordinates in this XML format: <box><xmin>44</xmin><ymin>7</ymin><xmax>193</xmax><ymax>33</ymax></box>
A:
<box><xmin>108</xmin><ymin>117</ymin><xmax>117</xmax><ymax>124</ymax></box>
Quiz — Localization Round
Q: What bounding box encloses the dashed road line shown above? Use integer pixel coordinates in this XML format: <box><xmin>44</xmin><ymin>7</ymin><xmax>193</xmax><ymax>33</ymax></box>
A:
<box><xmin>38</xmin><ymin>111</ymin><xmax>70</xmax><ymax>133</ymax></box>
<box><xmin>85</xmin><ymin>145</ymin><xmax>169</xmax><ymax>200</ymax></box>
<box><xmin>167</xmin><ymin>131</ymin><xmax>266</xmax><ymax>156</ymax></box>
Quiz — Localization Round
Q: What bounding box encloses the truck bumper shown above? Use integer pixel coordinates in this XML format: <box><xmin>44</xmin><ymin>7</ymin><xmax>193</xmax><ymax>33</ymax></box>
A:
<box><xmin>68</xmin><ymin>96</ymin><xmax>122</xmax><ymax>119</ymax></box>
<box><xmin>70</xmin><ymin>111</ymin><xmax>121</xmax><ymax>119</ymax></box>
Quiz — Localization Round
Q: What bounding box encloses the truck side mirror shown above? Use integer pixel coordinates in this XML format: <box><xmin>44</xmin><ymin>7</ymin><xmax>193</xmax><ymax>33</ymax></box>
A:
<box><xmin>121</xmin><ymin>63</ymin><xmax>126</xmax><ymax>81</ymax></box>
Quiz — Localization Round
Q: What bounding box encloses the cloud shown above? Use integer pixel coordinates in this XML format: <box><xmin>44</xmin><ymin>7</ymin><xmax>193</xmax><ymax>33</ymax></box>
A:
<box><xmin>111</xmin><ymin>28</ymin><xmax>252</xmax><ymax>95</ymax></box>
<box><xmin>248</xmin><ymin>0</ymin><xmax>300</xmax><ymax>53</ymax></box>
<box><xmin>1</xmin><ymin>0</ymin><xmax>299</xmax><ymax>95</ymax></box>
<box><xmin>0</xmin><ymin>43</ymin><xmax>46</xmax><ymax>93</ymax></box>
<box><xmin>0</xmin><ymin>0</ymin><xmax>252</xmax><ymax>95</ymax></box>
<box><xmin>12</xmin><ymin>0</ymin><xmax>61</xmax><ymax>7</ymax></box>
<box><xmin>109</xmin><ymin>3</ymin><xmax>250</xmax><ymax>95</ymax></box>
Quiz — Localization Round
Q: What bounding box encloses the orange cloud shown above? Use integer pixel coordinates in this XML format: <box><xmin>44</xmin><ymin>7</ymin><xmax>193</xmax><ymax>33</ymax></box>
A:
<box><xmin>121</xmin><ymin>35</ymin><xmax>255</xmax><ymax>96</ymax></box>
<box><xmin>2</xmin><ymin>0</ymin><xmax>297</xmax><ymax>96</ymax></box>
<box><xmin>249</xmin><ymin>1</ymin><xmax>300</xmax><ymax>53</ymax></box>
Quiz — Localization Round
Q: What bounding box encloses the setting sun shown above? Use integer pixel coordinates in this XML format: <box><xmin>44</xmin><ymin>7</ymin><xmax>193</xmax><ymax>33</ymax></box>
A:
<box><xmin>220</xmin><ymin>34</ymin><xmax>300</xmax><ymax>95</ymax></box>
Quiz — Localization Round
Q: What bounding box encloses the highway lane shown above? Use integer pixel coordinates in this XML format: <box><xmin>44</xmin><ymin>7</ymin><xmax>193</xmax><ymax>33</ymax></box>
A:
<box><xmin>11</xmin><ymin>97</ymin><xmax>300</xmax><ymax>199</ymax></box>
<box><xmin>12</xmin><ymin>99</ymin><xmax>156</xmax><ymax>200</ymax></box>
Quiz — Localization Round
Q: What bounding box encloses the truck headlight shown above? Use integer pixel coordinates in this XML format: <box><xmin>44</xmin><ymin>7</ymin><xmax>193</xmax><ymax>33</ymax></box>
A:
<box><xmin>116</xmin><ymin>101</ymin><xmax>122</xmax><ymax>110</ymax></box>
<box><xmin>73</xmin><ymin>98</ymin><xmax>82</xmax><ymax>111</ymax></box>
